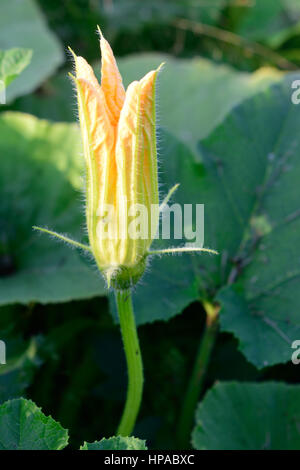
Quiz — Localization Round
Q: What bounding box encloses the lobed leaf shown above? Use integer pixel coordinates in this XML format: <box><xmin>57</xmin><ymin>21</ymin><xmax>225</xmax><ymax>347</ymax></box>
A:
<box><xmin>192</xmin><ymin>382</ymin><xmax>300</xmax><ymax>450</ymax></box>
<box><xmin>80</xmin><ymin>435</ymin><xmax>147</xmax><ymax>450</ymax></box>
<box><xmin>133</xmin><ymin>76</ymin><xmax>300</xmax><ymax>368</ymax></box>
<box><xmin>0</xmin><ymin>398</ymin><xmax>69</xmax><ymax>450</ymax></box>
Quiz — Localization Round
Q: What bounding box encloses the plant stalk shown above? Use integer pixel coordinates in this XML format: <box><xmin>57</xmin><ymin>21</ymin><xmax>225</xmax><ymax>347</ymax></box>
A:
<box><xmin>115</xmin><ymin>289</ymin><xmax>144</xmax><ymax>436</ymax></box>
<box><xmin>177</xmin><ymin>301</ymin><xmax>219</xmax><ymax>448</ymax></box>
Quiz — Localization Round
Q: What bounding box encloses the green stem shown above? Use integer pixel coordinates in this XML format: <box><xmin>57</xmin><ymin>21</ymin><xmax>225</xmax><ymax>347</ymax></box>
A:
<box><xmin>177</xmin><ymin>301</ymin><xmax>219</xmax><ymax>449</ymax></box>
<box><xmin>115</xmin><ymin>289</ymin><xmax>144</xmax><ymax>436</ymax></box>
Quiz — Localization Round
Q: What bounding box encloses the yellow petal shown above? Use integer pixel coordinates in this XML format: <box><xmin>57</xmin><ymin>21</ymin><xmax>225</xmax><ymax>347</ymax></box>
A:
<box><xmin>76</xmin><ymin>78</ymin><xmax>115</xmax><ymax>173</ymax></box>
<box><xmin>75</xmin><ymin>77</ymin><xmax>117</xmax><ymax>264</ymax></box>
<box><xmin>115</xmin><ymin>67</ymin><xmax>160</xmax><ymax>264</ymax></box>
<box><xmin>70</xmin><ymin>48</ymin><xmax>117</xmax><ymax>130</ymax></box>
<box><xmin>137</xmin><ymin>69</ymin><xmax>160</xmax><ymax>254</ymax></box>
<box><xmin>98</xmin><ymin>29</ymin><xmax>126</xmax><ymax>125</ymax></box>
<box><xmin>75</xmin><ymin>55</ymin><xmax>101</xmax><ymax>90</ymax></box>
<box><xmin>115</xmin><ymin>80</ymin><xmax>141</xmax><ymax>206</ymax></box>
<box><xmin>139</xmin><ymin>69</ymin><xmax>159</xmax><ymax>210</ymax></box>
<box><xmin>116</xmin><ymin>69</ymin><xmax>159</xmax><ymax>209</ymax></box>
<box><xmin>114</xmin><ymin>80</ymin><xmax>140</xmax><ymax>264</ymax></box>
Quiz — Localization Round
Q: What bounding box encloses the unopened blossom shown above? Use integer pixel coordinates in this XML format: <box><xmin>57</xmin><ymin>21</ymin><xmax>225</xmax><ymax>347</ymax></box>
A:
<box><xmin>70</xmin><ymin>30</ymin><xmax>161</xmax><ymax>288</ymax></box>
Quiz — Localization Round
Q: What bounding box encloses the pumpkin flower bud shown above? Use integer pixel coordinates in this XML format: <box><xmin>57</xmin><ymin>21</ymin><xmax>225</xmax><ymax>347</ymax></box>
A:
<box><xmin>34</xmin><ymin>30</ymin><xmax>217</xmax><ymax>289</ymax></box>
<box><xmin>70</xmin><ymin>29</ymin><xmax>161</xmax><ymax>288</ymax></box>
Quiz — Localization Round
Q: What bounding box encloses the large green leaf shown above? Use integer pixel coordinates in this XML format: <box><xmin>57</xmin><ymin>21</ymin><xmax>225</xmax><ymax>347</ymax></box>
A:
<box><xmin>0</xmin><ymin>0</ymin><xmax>64</xmax><ymax>102</ymax></box>
<box><xmin>132</xmin><ymin>76</ymin><xmax>300</xmax><ymax>368</ymax></box>
<box><xmin>0</xmin><ymin>112</ymin><xmax>105</xmax><ymax>306</ymax></box>
<box><xmin>0</xmin><ymin>398</ymin><xmax>68</xmax><ymax>450</ymax></box>
<box><xmin>236</xmin><ymin>0</ymin><xmax>300</xmax><ymax>47</ymax></box>
<box><xmin>11</xmin><ymin>54</ymin><xmax>280</xmax><ymax>153</ymax></box>
<box><xmin>192</xmin><ymin>382</ymin><xmax>300</xmax><ymax>450</ymax></box>
<box><xmin>80</xmin><ymin>436</ymin><xmax>147</xmax><ymax>450</ymax></box>
<box><xmin>98</xmin><ymin>0</ymin><xmax>225</xmax><ymax>33</ymax></box>
<box><xmin>0</xmin><ymin>48</ymin><xmax>32</xmax><ymax>88</ymax></box>
<box><xmin>0</xmin><ymin>333</ymin><xmax>40</xmax><ymax>403</ymax></box>
<box><xmin>0</xmin><ymin>305</ymin><xmax>41</xmax><ymax>404</ymax></box>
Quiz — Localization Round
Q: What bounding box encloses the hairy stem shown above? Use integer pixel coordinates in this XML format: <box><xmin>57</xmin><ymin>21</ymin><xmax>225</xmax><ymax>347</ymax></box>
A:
<box><xmin>115</xmin><ymin>289</ymin><xmax>144</xmax><ymax>436</ymax></box>
<box><xmin>177</xmin><ymin>301</ymin><xmax>219</xmax><ymax>448</ymax></box>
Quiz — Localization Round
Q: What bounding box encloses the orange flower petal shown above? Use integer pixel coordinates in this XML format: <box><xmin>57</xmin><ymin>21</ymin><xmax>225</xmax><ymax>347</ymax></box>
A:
<box><xmin>115</xmin><ymin>80</ymin><xmax>141</xmax><ymax>205</ymax></box>
<box><xmin>116</xmin><ymin>69</ymin><xmax>159</xmax><ymax>207</ymax></box>
<box><xmin>75</xmin><ymin>55</ymin><xmax>101</xmax><ymax>91</ymax></box>
<box><xmin>139</xmin><ymin>69</ymin><xmax>159</xmax><ymax>210</ymax></box>
<box><xmin>115</xmin><ymin>68</ymin><xmax>160</xmax><ymax>263</ymax></box>
<box><xmin>76</xmin><ymin>77</ymin><xmax>116</xmax><ymax>217</ymax></box>
<box><xmin>99</xmin><ymin>30</ymin><xmax>126</xmax><ymax>125</ymax></box>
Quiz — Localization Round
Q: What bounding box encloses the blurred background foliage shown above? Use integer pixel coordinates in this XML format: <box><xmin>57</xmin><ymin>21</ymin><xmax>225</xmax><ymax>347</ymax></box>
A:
<box><xmin>1</xmin><ymin>0</ymin><xmax>300</xmax><ymax>450</ymax></box>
